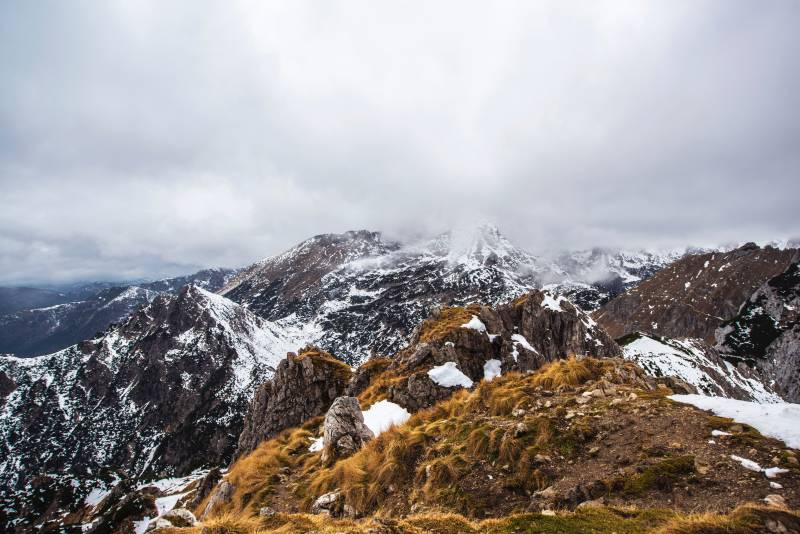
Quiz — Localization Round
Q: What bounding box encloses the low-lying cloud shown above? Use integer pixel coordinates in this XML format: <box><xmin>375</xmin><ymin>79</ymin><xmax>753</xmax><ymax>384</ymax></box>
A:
<box><xmin>1</xmin><ymin>1</ymin><xmax>799</xmax><ymax>284</ymax></box>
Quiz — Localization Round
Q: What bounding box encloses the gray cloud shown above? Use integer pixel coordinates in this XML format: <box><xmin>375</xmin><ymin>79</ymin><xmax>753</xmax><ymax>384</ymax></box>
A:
<box><xmin>1</xmin><ymin>1</ymin><xmax>799</xmax><ymax>284</ymax></box>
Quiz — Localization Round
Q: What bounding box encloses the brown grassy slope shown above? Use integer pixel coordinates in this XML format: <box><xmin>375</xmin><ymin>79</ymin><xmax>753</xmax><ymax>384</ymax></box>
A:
<box><xmin>198</xmin><ymin>357</ymin><xmax>799</xmax><ymax>529</ymax></box>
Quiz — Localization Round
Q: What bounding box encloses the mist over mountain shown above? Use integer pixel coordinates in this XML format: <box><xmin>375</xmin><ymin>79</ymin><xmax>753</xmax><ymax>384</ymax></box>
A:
<box><xmin>2</xmin><ymin>2</ymin><xmax>800</xmax><ymax>532</ymax></box>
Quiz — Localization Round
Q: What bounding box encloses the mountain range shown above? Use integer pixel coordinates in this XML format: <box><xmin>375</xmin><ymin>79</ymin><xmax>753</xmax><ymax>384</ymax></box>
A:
<box><xmin>0</xmin><ymin>225</ymin><xmax>798</xmax><ymax>532</ymax></box>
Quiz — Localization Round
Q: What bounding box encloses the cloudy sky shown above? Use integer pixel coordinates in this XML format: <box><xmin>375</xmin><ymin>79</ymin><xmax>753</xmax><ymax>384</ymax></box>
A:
<box><xmin>1</xmin><ymin>1</ymin><xmax>798</xmax><ymax>284</ymax></box>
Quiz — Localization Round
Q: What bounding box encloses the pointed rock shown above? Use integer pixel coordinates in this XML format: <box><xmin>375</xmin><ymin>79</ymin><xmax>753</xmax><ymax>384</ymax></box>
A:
<box><xmin>321</xmin><ymin>397</ymin><xmax>374</xmax><ymax>466</ymax></box>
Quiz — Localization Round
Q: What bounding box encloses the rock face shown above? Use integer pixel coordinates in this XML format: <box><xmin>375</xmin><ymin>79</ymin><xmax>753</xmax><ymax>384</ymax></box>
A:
<box><xmin>85</xmin><ymin>483</ymin><xmax>159</xmax><ymax>534</ymax></box>
<box><xmin>594</xmin><ymin>244</ymin><xmax>799</xmax><ymax>342</ymax></box>
<box><xmin>202</xmin><ymin>480</ymin><xmax>235</xmax><ymax>520</ymax></box>
<box><xmin>320</xmin><ymin>397</ymin><xmax>374</xmax><ymax>466</ymax></box>
<box><xmin>716</xmin><ymin>261</ymin><xmax>800</xmax><ymax>401</ymax></box>
<box><xmin>236</xmin><ymin>348</ymin><xmax>353</xmax><ymax>457</ymax></box>
<box><xmin>368</xmin><ymin>289</ymin><xmax>622</xmax><ymax>412</ymax></box>
<box><xmin>186</xmin><ymin>468</ymin><xmax>222</xmax><ymax>511</ymax></box>
<box><xmin>0</xmin><ymin>268</ymin><xmax>235</xmax><ymax>358</ymax></box>
<box><xmin>620</xmin><ymin>332</ymin><xmax>780</xmax><ymax>402</ymax></box>
<box><xmin>221</xmin><ymin>226</ymin><xmax>676</xmax><ymax>364</ymax></box>
<box><xmin>0</xmin><ymin>285</ymin><xmax>295</xmax><ymax>532</ymax></box>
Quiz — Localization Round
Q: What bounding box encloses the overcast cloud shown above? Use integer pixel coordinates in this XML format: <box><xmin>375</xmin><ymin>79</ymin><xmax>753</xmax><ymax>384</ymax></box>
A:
<box><xmin>1</xmin><ymin>1</ymin><xmax>799</xmax><ymax>284</ymax></box>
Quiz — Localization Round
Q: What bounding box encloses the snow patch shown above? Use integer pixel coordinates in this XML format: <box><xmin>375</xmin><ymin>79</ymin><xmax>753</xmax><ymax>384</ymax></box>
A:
<box><xmin>511</xmin><ymin>334</ymin><xmax>537</xmax><ymax>353</ymax></box>
<box><xmin>730</xmin><ymin>455</ymin><xmax>761</xmax><ymax>472</ymax></box>
<box><xmin>362</xmin><ymin>400</ymin><xmax>411</xmax><ymax>436</ymax></box>
<box><xmin>309</xmin><ymin>437</ymin><xmax>323</xmax><ymax>452</ymax></box>
<box><xmin>483</xmin><ymin>359</ymin><xmax>502</xmax><ymax>381</ymax></box>
<box><xmin>541</xmin><ymin>292</ymin><xmax>566</xmax><ymax>312</ymax></box>
<box><xmin>461</xmin><ymin>316</ymin><xmax>487</xmax><ymax>333</ymax></box>
<box><xmin>428</xmin><ymin>362</ymin><xmax>473</xmax><ymax>388</ymax></box>
<box><xmin>624</xmin><ymin>334</ymin><xmax>780</xmax><ymax>403</ymax></box>
<box><xmin>670</xmin><ymin>394</ymin><xmax>800</xmax><ymax>448</ymax></box>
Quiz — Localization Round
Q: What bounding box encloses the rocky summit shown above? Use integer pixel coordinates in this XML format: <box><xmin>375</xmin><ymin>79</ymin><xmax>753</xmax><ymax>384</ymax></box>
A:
<box><xmin>1</xmin><ymin>229</ymin><xmax>799</xmax><ymax>533</ymax></box>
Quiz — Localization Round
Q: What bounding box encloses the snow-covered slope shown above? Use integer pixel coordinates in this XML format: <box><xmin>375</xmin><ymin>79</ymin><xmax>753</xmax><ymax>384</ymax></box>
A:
<box><xmin>621</xmin><ymin>332</ymin><xmax>780</xmax><ymax>402</ymax></box>
<box><xmin>0</xmin><ymin>285</ymin><xmax>299</xmax><ymax>531</ymax></box>
<box><xmin>670</xmin><ymin>394</ymin><xmax>800</xmax><ymax>449</ymax></box>
<box><xmin>223</xmin><ymin>225</ymin><xmax>679</xmax><ymax>364</ymax></box>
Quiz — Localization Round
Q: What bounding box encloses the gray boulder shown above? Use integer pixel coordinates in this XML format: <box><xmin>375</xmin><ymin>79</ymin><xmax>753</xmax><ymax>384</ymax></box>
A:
<box><xmin>320</xmin><ymin>397</ymin><xmax>374</xmax><ymax>466</ymax></box>
<box><xmin>201</xmin><ymin>480</ymin><xmax>234</xmax><ymax>520</ymax></box>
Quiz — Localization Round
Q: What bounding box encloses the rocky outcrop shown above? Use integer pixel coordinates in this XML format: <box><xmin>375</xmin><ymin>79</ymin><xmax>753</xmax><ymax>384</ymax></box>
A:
<box><xmin>0</xmin><ymin>370</ymin><xmax>14</xmax><ymax>405</ymax></box>
<box><xmin>146</xmin><ymin>508</ymin><xmax>196</xmax><ymax>530</ymax></box>
<box><xmin>366</xmin><ymin>289</ymin><xmax>622</xmax><ymax>412</ymax></box>
<box><xmin>86</xmin><ymin>483</ymin><xmax>159</xmax><ymax>534</ymax></box>
<box><xmin>201</xmin><ymin>480</ymin><xmax>234</xmax><ymax>520</ymax></box>
<box><xmin>320</xmin><ymin>397</ymin><xmax>374</xmax><ymax>466</ymax></box>
<box><xmin>716</xmin><ymin>261</ymin><xmax>800</xmax><ymax>401</ymax></box>
<box><xmin>236</xmin><ymin>348</ymin><xmax>353</xmax><ymax>457</ymax></box>
<box><xmin>186</xmin><ymin>468</ymin><xmax>222</xmax><ymax>511</ymax></box>
<box><xmin>311</xmin><ymin>491</ymin><xmax>352</xmax><ymax>517</ymax></box>
<box><xmin>594</xmin><ymin>244</ymin><xmax>798</xmax><ymax>342</ymax></box>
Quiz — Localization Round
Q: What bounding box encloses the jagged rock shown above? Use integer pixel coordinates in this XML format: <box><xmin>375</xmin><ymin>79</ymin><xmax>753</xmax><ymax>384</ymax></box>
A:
<box><xmin>369</xmin><ymin>290</ymin><xmax>622</xmax><ymax>412</ymax></box>
<box><xmin>187</xmin><ymin>467</ymin><xmax>222</xmax><ymax>510</ymax></box>
<box><xmin>494</xmin><ymin>291</ymin><xmax>622</xmax><ymax>363</ymax></box>
<box><xmin>259</xmin><ymin>506</ymin><xmax>276</xmax><ymax>517</ymax></box>
<box><xmin>0</xmin><ymin>370</ymin><xmax>15</xmax><ymax>406</ymax></box>
<box><xmin>717</xmin><ymin>261</ymin><xmax>800</xmax><ymax>402</ymax></box>
<box><xmin>237</xmin><ymin>348</ymin><xmax>352</xmax><ymax>457</ymax></box>
<box><xmin>201</xmin><ymin>480</ymin><xmax>234</xmax><ymax>520</ymax></box>
<box><xmin>321</xmin><ymin>397</ymin><xmax>374</xmax><ymax>466</ymax></box>
<box><xmin>87</xmin><ymin>486</ymin><xmax>158</xmax><ymax>534</ymax></box>
<box><xmin>655</xmin><ymin>376</ymin><xmax>697</xmax><ymax>395</ymax></box>
<box><xmin>764</xmin><ymin>494</ymin><xmax>787</xmax><ymax>508</ymax></box>
<box><xmin>161</xmin><ymin>508</ymin><xmax>196</xmax><ymax>527</ymax></box>
<box><xmin>576</xmin><ymin>498</ymin><xmax>606</xmax><ymax>509</ymax></box>
<box><xmin>345</xmin><ymin>357</ymin><xmax>392</xmax><ymax>397</ymax></box>
<box><xmin>387</xmin><ymin>371</ymin><xmax>459</xmax><ymax>412</ymax></box>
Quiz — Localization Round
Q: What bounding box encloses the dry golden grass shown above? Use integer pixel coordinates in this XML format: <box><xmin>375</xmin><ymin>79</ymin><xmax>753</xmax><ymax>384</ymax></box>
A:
<box><xmin>208</xmin><ymin>357</ymin><xmax>653</xmax><ymax>523</ymax></box>
<box><xmin>511</xmin><ymin>293</ymin><xmax>531</xmax><ymax>307</ymax></box>
<box><xmin>199</xmin><ymin>418</ymin><xmax>323</xmax><ymax>519</ymax></box>
<box><xmin>357</xmin><ymin>368</ymin><xmax>407</xmax><ymax>407</ymax></box>
<box><xmin>295</xmin><ymin>347</ymin><xmax>353</xmax><ymax>382</ymax></box>
<box><xmin>417</xmin><ymin>306</ymin><xmax>480</xmax><ymax>343</ymax></box>
<box><xmin>186</xmin><ymin>507</ymin><xmax>796</xmax><ymax>534</ymax></box>
<box><xmin>303</xmin><ymin>359</ymin><xmax>618</xmax><ymax>516</ymax></box>
<box><xmin>654</xmin><ymin>504</ymin><xmax>800</xmax><ymax>533</ymax></box>
<box><xmin>530</xmin><ymin>356</ymin><xmax>612</xmax><ymax>390</ymax></box>
<box><xmin>197</xmin><ymin>513</ymin><xmax>262</xmax><ymax>534</ymax></box>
